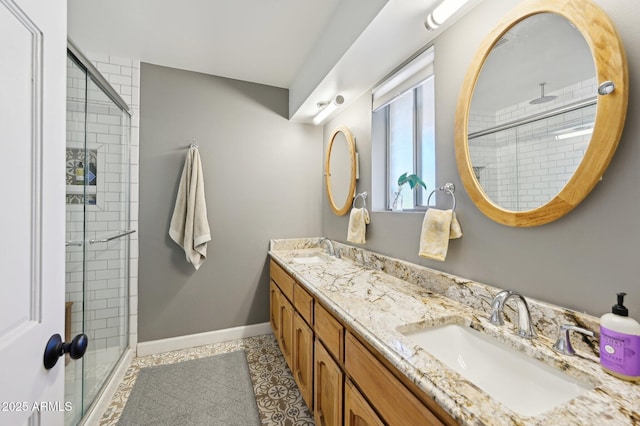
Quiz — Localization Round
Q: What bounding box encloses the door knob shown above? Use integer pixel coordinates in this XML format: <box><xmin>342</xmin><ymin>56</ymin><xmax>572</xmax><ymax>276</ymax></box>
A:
<box><xmin>43</xmin><ymin>333</ymin><xmax>88</xmax><ymax>370</ymax></box>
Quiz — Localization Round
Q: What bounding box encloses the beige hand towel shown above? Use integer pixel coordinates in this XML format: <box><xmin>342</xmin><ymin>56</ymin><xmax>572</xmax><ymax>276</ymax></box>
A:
<box><xmin>450</xmin><ymin>212</ymin><xmax>463</xmax><ymax>239</ymax></box>
<box><xmin>419</xmin><ymin>208</ymin><xmax>462</xmax><ymax>261</ymax></box>
<box><xmin>347</xmin><ymin>207</ymin><xmax>370</xmax><ymax>244</ymax></box>
<box><xmin>169</xmin><ymin>147</ymin><xmax>211</xmax><ymax>270</ymax></box>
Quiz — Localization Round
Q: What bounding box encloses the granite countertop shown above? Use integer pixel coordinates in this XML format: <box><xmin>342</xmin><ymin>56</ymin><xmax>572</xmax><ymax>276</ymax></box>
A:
<box><xmin>268</xmin><ymin>238</ymin><xmax>640</xmax><ymax>425</ymax></box>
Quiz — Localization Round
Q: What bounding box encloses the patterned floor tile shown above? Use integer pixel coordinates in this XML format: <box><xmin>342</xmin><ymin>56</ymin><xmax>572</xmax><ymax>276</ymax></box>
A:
<box><xmin>99</xmin><ymin>333</ymin><xmax>315</xmax><ymax>425</ymax></box>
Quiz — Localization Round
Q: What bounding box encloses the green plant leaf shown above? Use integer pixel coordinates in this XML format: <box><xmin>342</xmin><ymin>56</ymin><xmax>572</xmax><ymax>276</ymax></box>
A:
<box><xmin>396</xmin><ymin>172</ymin><xmax>426</xmax><ymax>192</ymax></box>
<box><xmin>397</xmin><ymin>172</ymin><xmax>408</xmax><ymax>187</ymax></box>
<box><xmin>406</xmin><ymin>174</ymin><xmax>427</xmax><ymax>190</ymax></box>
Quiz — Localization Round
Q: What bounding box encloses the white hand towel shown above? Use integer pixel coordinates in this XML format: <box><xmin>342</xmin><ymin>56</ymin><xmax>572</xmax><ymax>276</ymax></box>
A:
<box><xmin>169</xmin><ymin>147</ymin><xmax>211</xmax><ymax>270</ymax></box>
<box><xmin>347</xmin><ymin>207</ymin><xmax>370</xmax><ymax>244</ymax></box>
<box><xmin>418</xmin><ymin>209</ymin><xmax>462</xmax><ymax>261</ymax></box>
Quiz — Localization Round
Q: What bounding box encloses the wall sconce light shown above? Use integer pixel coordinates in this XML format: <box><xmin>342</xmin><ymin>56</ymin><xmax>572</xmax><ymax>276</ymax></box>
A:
<box><xmin>313</xmin><ymin>95</ymin><xmax>345</xmax><ymax>125</ymax></box>
<box><xmin>424</xmin><ymin>0</ymin><xmax>470</xmax><ymax>31</ymax></box>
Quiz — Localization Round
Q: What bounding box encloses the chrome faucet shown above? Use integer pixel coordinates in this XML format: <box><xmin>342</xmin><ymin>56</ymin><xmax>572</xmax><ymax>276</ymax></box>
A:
<box><xmin>488</xmin><ymin>290</ymin><xmax>537</xmax><ymax>339</ymax></box>
<box><xmin>552</xmin><ymin>324</ymin><xmax>594</xmax><ymax>356</ymax></box>
<box><xmin>318</xmin><ymin>237</ymin><xmax>340</xmax><ymax>258</ymax></box>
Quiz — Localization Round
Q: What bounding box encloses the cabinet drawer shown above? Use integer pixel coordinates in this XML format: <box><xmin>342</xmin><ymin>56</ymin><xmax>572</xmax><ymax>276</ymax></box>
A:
<box><xmin>270</xmin><ymin>259</ymin><xmax>294</xmax><ymax>301</ymax></box>
<box><xmin>345</xmin><ymin>332</ymin><xmax>450</xmax><ymax>426</ymax></box>
<box><xmin>315</xmin><ymin>303</ymin><xmax>344</xmax><ymax>362</ymax></box>
<box><xmin>294</xmin><ymin>282</ymin><xmax>314</xmax><ymax>325</ymax></box>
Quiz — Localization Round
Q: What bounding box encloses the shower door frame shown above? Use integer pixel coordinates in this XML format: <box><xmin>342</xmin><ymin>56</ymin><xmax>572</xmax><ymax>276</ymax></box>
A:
<box><xmin>65</xmin><ymin>39</ymin><xmax>133</xmax><ymax>425</ymax></box>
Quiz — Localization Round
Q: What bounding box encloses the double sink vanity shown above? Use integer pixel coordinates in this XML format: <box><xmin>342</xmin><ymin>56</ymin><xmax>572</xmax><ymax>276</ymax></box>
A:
<box><xmin>269</xmin><ymin>238</ymin><xmax>640</xmax><ymax>425</ymax></box>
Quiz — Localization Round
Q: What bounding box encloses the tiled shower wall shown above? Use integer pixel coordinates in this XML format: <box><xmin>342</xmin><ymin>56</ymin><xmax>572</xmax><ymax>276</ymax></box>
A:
<box><xmin>65</xmin><ymin>53</ymin><xmax>140</xmax><ymax>355</ymax></box>
<box><xmin>468</xmin><ymin>78</ymin><xmax>596</xmax><ymax>211</ymax></box>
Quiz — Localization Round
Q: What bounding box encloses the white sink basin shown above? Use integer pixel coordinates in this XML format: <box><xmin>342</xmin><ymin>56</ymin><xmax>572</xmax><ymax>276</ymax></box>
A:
<box><xmin>291</xmin><ymin>254</ymin><xmax>335</xmax><ymax>265</ymax></box>
<box><xmin>401</xmin><ymin>323</ymin><xmax>595</xmax><ymax>417</ymax></box>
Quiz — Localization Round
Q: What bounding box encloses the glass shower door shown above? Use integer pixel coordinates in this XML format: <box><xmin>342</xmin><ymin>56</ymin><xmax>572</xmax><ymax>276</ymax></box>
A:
<box><xmin>81</xmin><ymin>71</ymin><xmax>131</xmax><ymax>413</ymax></box>
<box><xmin>65</xmin><ymin>51</ymin><xmax>131</xmax><ymax>425</ymax></box>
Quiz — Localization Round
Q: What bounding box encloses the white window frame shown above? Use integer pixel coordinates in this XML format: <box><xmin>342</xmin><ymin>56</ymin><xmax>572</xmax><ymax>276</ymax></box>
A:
<box><xmin>371</xmin><ymin>46</ymin><xmax>436</xmax><ymax>212</ymax></box>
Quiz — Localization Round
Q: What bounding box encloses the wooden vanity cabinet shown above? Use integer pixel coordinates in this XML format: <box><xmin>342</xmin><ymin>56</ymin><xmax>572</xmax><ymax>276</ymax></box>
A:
<box><xmin>271</xmin><ymin>261</ymin><xmax>314</xmax><ymax>410</ymax></box>
<box><xmin>270</xmin><ymin>259</ymin><xmax>456</xmax><ymax>426</ymax></box>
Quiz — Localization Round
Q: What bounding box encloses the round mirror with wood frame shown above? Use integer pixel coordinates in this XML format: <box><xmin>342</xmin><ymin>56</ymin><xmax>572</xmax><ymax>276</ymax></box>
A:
<box><xmin>455</xmin><ymin>0</ymin><xmax>628</xmax><ymax>227</ymax></box>
<box><xmin>325</xmin><ymin>126</ymin><xmax>357</xmax><ymax>216</ymax></box>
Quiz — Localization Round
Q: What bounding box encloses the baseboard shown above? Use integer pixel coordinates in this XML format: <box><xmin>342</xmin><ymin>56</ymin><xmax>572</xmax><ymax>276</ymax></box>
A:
<box><xmin>80</xmin><ymin>347</ymin><xmax>134</xmax><ymax>426</ymax></box>
<box><xmin>136</xmin><ymin>322</ymin><xmax>273</xmax><ymax>357</ymax></box>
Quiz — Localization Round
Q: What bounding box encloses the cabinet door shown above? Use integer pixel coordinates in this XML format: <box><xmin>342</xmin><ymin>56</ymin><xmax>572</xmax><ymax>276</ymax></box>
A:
<box><xmin>280</xmin><ymin>293</ymin><xmax>294</xmax><ymax>370</ymax></box>
<box><xmin>315</xmin><ymin>339</ymin><xmax>343</xmax><ymax>426</ymax></box>
<box><xmin>345</xmin><ymin>380</ymin><xmax>384</xmax><ymax>426</ymax></box>
<box><xmin>293</xmin><ymin>312</ymin><xmax>314</xmax><ymax>410</ymax></box>
<box><xmin>270</xmin><ymin>280</ymin><xmax>281</xmax><ymax>338</ymax></box>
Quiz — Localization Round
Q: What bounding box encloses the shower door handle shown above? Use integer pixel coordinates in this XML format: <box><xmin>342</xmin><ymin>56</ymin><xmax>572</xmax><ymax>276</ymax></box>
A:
<box><xmin>43</xmin><ymin>333</ymin><xmax>88</xmax><ymax>370</ymax></box>
<box><xmin>89</xmin><ymin>229</ymin><xmax>136</xmax><ymax>244</ymax></box>
<box><xmin>65</xmin><ymin>240</ymin><xmax>83</xmax><ymax>247</ymax></box>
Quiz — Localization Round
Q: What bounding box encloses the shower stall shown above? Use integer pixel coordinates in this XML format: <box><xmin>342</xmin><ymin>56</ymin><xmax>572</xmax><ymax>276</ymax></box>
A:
<box><xmin>65</xmin><ymin>41</ymin><xmax>132</xmax><ymax>425</ymax></box>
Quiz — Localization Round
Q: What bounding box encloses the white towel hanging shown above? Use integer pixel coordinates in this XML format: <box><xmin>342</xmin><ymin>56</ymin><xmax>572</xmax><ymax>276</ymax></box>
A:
<box><xmin>169</xmin><ymin>147</ymin><xmax>211</xmax><ymax>270</ymax></box>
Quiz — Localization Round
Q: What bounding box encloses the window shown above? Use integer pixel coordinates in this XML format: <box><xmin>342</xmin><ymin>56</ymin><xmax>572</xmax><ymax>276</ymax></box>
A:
<box><xmin>371</xmin><ymin>46</ymin><xmax>436</xmax><ymax>211</ymax></box>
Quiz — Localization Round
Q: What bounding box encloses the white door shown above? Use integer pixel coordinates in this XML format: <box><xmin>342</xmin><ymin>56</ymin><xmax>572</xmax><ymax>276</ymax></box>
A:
<box><xmin>0</xmin><ymin>0</ymin><xmax>68</xmax><ymax>425</ymax></box>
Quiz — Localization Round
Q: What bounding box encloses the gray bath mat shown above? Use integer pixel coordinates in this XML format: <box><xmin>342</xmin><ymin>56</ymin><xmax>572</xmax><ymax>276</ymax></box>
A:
<box><xmin>118</xmin><ymin>350</ymin><xmax>260</xmax><ymax>425</ymax></box>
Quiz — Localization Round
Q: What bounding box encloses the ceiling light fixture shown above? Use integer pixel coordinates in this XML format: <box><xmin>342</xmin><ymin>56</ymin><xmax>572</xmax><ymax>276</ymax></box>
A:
<box><xmin>313</xmin><ymin>95</ymin><xmax>344</xmax><ymax>126</ymax></box>
<box><xmin>555</xmin><ymin>127</ymin><xmax>593</xmax><ymax>141</ymax></box>
<box><xmin>554</xmin><ymin>123</ymin><xmax>594</xmax><ymax>140</ymax></box>
<box><xmin>424</xmin><ymin>0</ymin><xmax>470</xmax><ymax>31</ymax></box>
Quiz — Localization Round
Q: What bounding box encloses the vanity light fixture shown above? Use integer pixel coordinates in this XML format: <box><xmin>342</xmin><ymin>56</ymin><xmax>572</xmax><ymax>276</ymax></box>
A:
<box><xmin>425</xmin><ymin>0</ymin><xmax>470</xmax><ymax>31</ymax></box>
<box><xmin>313</xmin><ymin>95</ymin><xmax>344</xmax><ymax>126</ymax></box>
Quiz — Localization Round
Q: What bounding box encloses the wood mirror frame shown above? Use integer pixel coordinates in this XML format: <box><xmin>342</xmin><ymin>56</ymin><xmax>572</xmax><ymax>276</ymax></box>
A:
<box><xmin>455</xmin><ymin>0</ymin><xmax>628</xmax><ymax>227</ymax></box>
<box><xmin>325</xmin><ymin>126</ymin><xmax>357</xmax><ymax>216</ymax></box>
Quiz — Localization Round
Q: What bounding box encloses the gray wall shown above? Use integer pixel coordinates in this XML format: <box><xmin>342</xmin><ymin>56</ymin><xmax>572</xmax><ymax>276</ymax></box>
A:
<box><xmin>139</xmin><ymin>63</ymin><xmax>322</xmax><ymax>342</ymax></box>
<box><xmin>322</xmin><ymin>0</ymin><xmax>640</xmax><ymax>319</ymax></box>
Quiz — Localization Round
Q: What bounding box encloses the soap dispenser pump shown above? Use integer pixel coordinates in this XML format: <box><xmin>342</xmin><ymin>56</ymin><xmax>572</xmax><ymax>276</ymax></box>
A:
<box><xmin>599</xmin><ymin>292</ymin><xmax>640</xmax><ymax>381</ymax></box>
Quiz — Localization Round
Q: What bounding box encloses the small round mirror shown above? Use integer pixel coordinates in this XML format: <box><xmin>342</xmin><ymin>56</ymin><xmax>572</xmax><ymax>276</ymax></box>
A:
<box><xmin>325</xmin><ymin>126</ymin><xmax>356</xmax><ymax>216</ymax></box>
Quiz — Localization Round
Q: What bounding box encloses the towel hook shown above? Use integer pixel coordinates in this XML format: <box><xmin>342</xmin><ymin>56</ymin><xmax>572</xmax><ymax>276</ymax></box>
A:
<box><xmin>189</xmin><ymin>137</ymin><xmax>198</xmax><ymax>149</ymax></box>
<box><xmin>353</xmin><ymin>192</ymin><xmax>367</xmax><ymax>209</ymax></box>
<box><xmin>427</xmin><ymin>183</ymin><xmax>456</xmax><ymax>211</ymax></box>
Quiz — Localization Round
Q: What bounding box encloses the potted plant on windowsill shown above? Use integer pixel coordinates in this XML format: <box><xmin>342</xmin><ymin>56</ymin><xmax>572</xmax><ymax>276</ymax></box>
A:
<box><xmin>392</xmin><ymin>172</ymin><xmax>427</xmax><ymax>211</ymax></box>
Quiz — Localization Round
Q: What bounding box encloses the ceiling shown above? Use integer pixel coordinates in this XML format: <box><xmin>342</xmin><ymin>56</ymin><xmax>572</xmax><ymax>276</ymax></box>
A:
<box><xmin>68</xmin><ymin>0</ymin><xmax>482</xmax><ymax>123</ymax></box>
<box><xmin>68</xmin><ymin>0</ymin><xmax>343</xmax><ymax>89</ymax></box>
